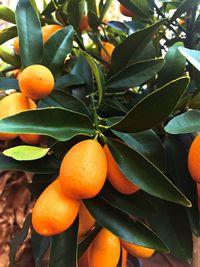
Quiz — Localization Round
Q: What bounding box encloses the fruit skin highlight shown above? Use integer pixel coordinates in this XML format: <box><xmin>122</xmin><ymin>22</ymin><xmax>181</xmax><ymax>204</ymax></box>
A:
<box><xmin>59</xmin><ymin>140</ymin><xmax>107</xmax><ymax>199</ymax></box>
<box><xmin>18</xmin><ymin>64</ymin><xmax>54</xmax><ymax>100</ymax></box>
<box><xmin>101</xmin><ymin>42</ymin><xmax>115</xmax><ymax>63</ymax></box>
<box><xmin>188</xmin><ymin>135</ymin><xmax>200</xmax><ymax>182</ymax></box>
<box><xmin>32</xmin><ymin>179</ymin><xmax>80</xmax><ymax>236</ymax></box>
<box><xmin>88</xmin><ymin>228</ymin><xmax>121</xmax><ymax>267</ymax></box>
<box><xmin>121</xmin><ymin>240</ymin><xmax>155</xmax><ymax>259</ymax></box>
<box><xmin>78</xmin><ymin>201</ymin><xmax>95</xmax><ymax>238</ymax></box>
<box><xmin>119</xmin><ymin>4</ymin><xmax>135</xmax><ymax>17</ymax></box>
<box><xmin>104</xmin><ymin>144</ymin><xmax>140</xmax><ymax>194</ymax></box>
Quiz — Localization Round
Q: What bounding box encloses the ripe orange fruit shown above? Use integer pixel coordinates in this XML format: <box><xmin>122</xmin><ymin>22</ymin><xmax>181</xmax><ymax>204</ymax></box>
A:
<box><xmin>79</xmin><ymin>249</ymin><xmax>90</xmax><ymax>267</ymax></box>
<box><xmin>80</xmin><ymin>15</ymin><xmax>90</xmax><ymax>32</ymax></box>
<box><xmin>119</xmin><ymin>4</ymin><xmax>135</xmax><ymax>17</ymax></box>
<box><xmin>59</xmin><ymin>140</ymin><xmax>107</xmax><ymax>199</ymax></box>
<box><xmin>32</xmin><ymin>179</ymin><xmax>80</xmax><ymax>236</ymax></box>
<box><xmin>18</xmin><ymin>64</ymin><xmax>54</xmax><ymax>100</ymax></box>
<box><xmin>101</xmin><ymin>42</ymin><xmax>115</xmax><ymax>63</ymax></box>
<box><xmin>121</xmin><ymin>240</ymin><xmax>155</xmax><ymax>259</ymax></box>
<box><xmin>188</xmin><ymin>135</ymin><xmax>200</xmax><ymax>182</ymax></box>
<box><xmin>0</xmin><ymin>93</ymin><xmax>36</xmax><ymax>141</ymax></box>
<box><xmin>122</xmin><ymin>248</ymin><xmax>127</xmax><ymax>267</ymax></box>
<box><xmin>20</xmin><ymin>134</ymin><xmax>42</xmax><ymax>145</ymax></box>
<box><xmin>78</xmin><ymin>201</ymin><xmax>95</xmax><ymax>238</ymax></box>
<box><xmin>13</xmin><ymin>24</ymin><xmax>62</xmax><ymax>55</ymax></box>
<box><xmin>88</xmin><ymin>228</ymin><xmax>121</xmax><ymax>267</ymax></box>
<box><xmin>103</xmin><ymin>144</ymin><xmax>140</xmax><ymax>194</ymax></box>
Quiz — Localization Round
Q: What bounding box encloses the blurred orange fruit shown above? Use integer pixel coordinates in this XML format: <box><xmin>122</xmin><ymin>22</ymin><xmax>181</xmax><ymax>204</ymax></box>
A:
<box><xmin>121</xmin><ymin>240</ymin><xmax>155</xmax><ymax>259</ymax></box>
<box><xmin>78</xmin><ymin>201</ymin><xmax>95</xmax><ymax>238</ymax></box>
<box><xmin>32</xmin><ymin>179</ymin><xmax>80</xmax><ymax>236</ymax></box>
<box><xmin>80</xmin><ymin>15</ymin><xmax>90</xmax><ymax>32</ymax></box>
<box><xmin>188</xmin><ymin>135</ymin><xmax>200</xmax><ymax>182</ymax></box>
<box><xmin>79</xmin><ymin>249</ymin><xmax>90</xmax><ymax>267</ymax></box>
<box><xmin>119</xmin><ymin>4</ymin><xmax>135</xmax><ymax>17</ymax></box>
<box><xmin>59</xmin><ymin>140</ymin><xmax>107</xmax><ymax>199</ymax></box>
<box><xmin>101</xmin><ymin>42</ymin><xmax>115</xmax><ymax>63</ymax></box>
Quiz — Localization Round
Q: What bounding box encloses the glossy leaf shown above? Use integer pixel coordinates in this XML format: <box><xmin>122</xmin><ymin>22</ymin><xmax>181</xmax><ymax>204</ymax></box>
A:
<box><xmin>31</xmin><ymin>230</ymin><xmax>51</xmax><ymax>267</ymax></box>
<box><xmin>0</xmin><ymin>26</ymin><xmax>17</xmax><ymax>45</ymax></box>
<box><xmin>0</xmin><ymin>77</ymin><xmax>19</xmax><ymax>90</ymax></box>
<box><xmin>42</xmin><ymin>26</ymin><xmax>74</xmax><ymax>77</ymax></box>
<box><xmin>55</xmin><ymin>74</ymin><xmax>85</xmax><ymax>90</ymax></box>
<box><xmin>84</xmin><ymin>197</ymin><xmax>169</xmax><ymax>252</ymax></box>
<box><xmin>49</xmin><ymin>218</ymin><xmax>78</xmax><ymax>267</ymax></box>
<box><xmin>0</xmin><ymin>46</ymin><xmax>21</xmax><ymax>67</ymax></box>
<box><xmin>66</xmin><ymin>0</ymin><xmax>85</xmax><ymax>29</ymax></box>
<box><xmin>109</xmin><ymin>19</ymin><xmax>166</xmax><ymax>75</ymax></box>
<box><xmin>170</xmin><ymin>0</ymin><xmax>199</xmax><ymax>22</ymax></box>
<box><xmin>109</xmin><ymin>77</ymin><xmax>189</xmax><ymax>133</ymax></box>
<box><xmin>107</xmin><ymin>138</ymin><xmax>191</xmax><ymax>207</ymax></box>
<box><xmin>40</xmin><ymin>90</ymin><xmax>90</xmax><ymax>116</ymax></box>
<box><xmin>165</xmin><ymin>109</ymin><xmax>200</xmax><ymax>134</ymax></box>
<box><xmin>0</xmin><ymin>153</ymin><xmax>59</xmax><ymax>173</ymax></box>
<box><xmin>112</xmin><ymin>129</ymin><xmax>165</xmax><ymax>171</ymax></box>
<box><xmin>15</xmin><ymin>0</ymin><xmax>43</xmax><ymax>67</ymax></box>
<box><xmin>107</xmin><ymin>58</ymin><xmax>164</xmax><ymax>89</ymax></box>
<box><xmin>9</xmin><ymin>214</ymin><xmax>32</xmax><ymax>267</ymax></box>
<box><xmin>0</xmin><ymin>6</ymin><xmax>16</xmax><ymax>24</ymax></box>
<box><xmin>179</xmin><ymin>47</ymin><xmax>200</xmax><ymax>71</ymax></box>
<box><xmin>81</xmin><ymin>51</ymin><xmax>105</xmax><ymax>106</ymax></box>
<box><xmin>0</xmin><ymin>107</ymin><xmax>94</xmax><ymax>141</ymax></box>
<box><xmin>3</xmin><ymin>146</ymin><xmax>49</xmax><ymax>161</ymax></box>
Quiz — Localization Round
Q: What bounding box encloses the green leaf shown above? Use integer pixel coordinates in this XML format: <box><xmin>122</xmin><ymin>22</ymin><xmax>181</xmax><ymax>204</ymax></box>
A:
<box><xmin>101</xmin><ymin>182</ymin><xmax>155</xmax><ymax>218</ymax></box>
<box><xmin>109</xmin><ymin>77</ymin><xmax>189</xmax><ymax>133</ymax></box>
<box><xmin>84</xmin><ymin>197</ymin><xmax>169</xmax><ymax>252</ymax></box>
<box><xmin>189</xmin><ymin>92</ymin><xmax>200</xmax><ymax>109</ymax></box>
<box><xmin>117</xmin><ymin>0</ymin><xmax>150</xmax><ymax>20</ymax></box>
<box><xmin>42</xmin><ymin>0</ymin><xmax>57</xmax><ymax>15</ymax></box>
<box><xmin>0</xmin><ymin>6</ymin><xmax>16</xmax><ymax>24</ymax></box>
<box><xmin>112</xmin><ymin>130</ymin><xmax>165</xmax><ymax>171</ymax></box>
<box><xmin>157</xmin><ymin>42</ymin><xmax>186</xmax><ymax>85</ymax></box>
<box><xmin>179</xmin><ymin>47</ymin><xmax>200</xmax><ymax>72</ymax></box>
<box><xmin>0</xmin><ymin>26</ymin><xmax>17</xmax><ymax>45</ymax></box>
<box><xmin>109</xmin><ymin>19</ymin><xmax>166</xmax><ymax>75</ymax></box>
<box><xmin>3</xmin><ymin>145</ymin><xmax>49</xmax><ymax>161</ymax></box>
<box><xmin>31</xmin><ymin>230</ymin><xmax>51</xmax><ymax>267</ymax></box>
<box><xmin>0</xmin><ymin>77</ymin><xmax>19</xmax><ymax>90</ymax></box>
<box><xmin>40</xmin><ymin>90</ymin><xmax>90</xmax><ymax>116</ymax></box>
<box><xmin>55</xmin><ymin>74</ymin><xmax>85</xmax><ymax>90</ymax></box>
<box><xmin>15</xmin><ymin>0</ymin><xmax>43</xmax><ymax>67</ymax></box>
<box><xmin>0</xmin><ymin>46</ymin><xmax>21</xmax><ymax>67</ymax></box>
<box><xmin>42</xmin><ymin>26</ymin><xmax>74</xmax><ymax>77</ymax></box>
<box><xmin>65</xmin><ymin>0</ymin><xmax>85</xmax><ymax>29</ymax></box>
<box><xmin>49</xmin><ymin>218</ymin><xmax>78</xmax><ymax>267</ymax></box>
<box><xmin>107</xmin><ymin>138</ymin><xmax>191</xmax><ymax>207</ymax></box>
<box><xmin>107</xmin><ymin>58</ymin><xmax>164</xmax><ymax>89</ymax></box>
<box><xmin>99</xmin><ymin>0</ymin><xmax>113</xmax><ymax>20</ymax></box>
<box><xmin>80</xmin><ymin>50</ymin><xmax>105</xmax><ymax>106</ymax></box>
<box><xmin>0</xmin><ymin>153</ymin><xmax>59</xmax><ymax>173</ymax></box>
<box><xmin>9</xmin><ymin>214</ymin><xmax>32</xmax><ymax>267</ymax></box>
<box><xmin>165</xmin><ymin>109</ymin><xmax>200</xmax><ymax>134</ymax></box>
<box><xmin>0</xmin><ymin>107</ymin><xmax>94</xmax><ymax>141</ymax></box>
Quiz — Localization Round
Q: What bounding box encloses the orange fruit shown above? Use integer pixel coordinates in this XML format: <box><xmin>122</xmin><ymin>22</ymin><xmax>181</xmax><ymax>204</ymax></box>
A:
<box><xmin>13</xmin><ymin>24</ymin><xmax>62</xmax><ymax>54</ymax></box>
<box><xmin>103</xmin><ymin>144</ymin><xmax>140</xmax><ymax>194</ymax></box>
<box><xmin>177</xmin><ymin>18</ymin><xmax>185</xmax><ymax>25</ymax></box>
<box><xmin>79</xmin><ymin>249</ymin><xmax>90</xmax><ymax>267</ymax></box>
<box><xmin>188</xmin><ymin>135</ymin><xmax>200</xmax><ymax>182</ymax></box>
<box><xmin>32</xmin><ymin>179</ymin><xmax>80</xmax><ymax>236</ymax></box>
<box><xmin>59</xmin><ymin>140</ymin><xmax>107</xmax><ymax>199</ymax></box>
<box><xmin>101</xmin><ymin>42</ymin><xmax>115</xmax><ymax>63</ymax></box>
<box><xmin>122</xmin><ymin>248</ymin><xmax>127</xmax><ymax>267</ymax></box>
<box><xmin>78</xmin><ymin>201</ymin><xmax>95</xmax><ymax>238</ymax></box>
<box><xmin>121</xmin><ymin>240</ymin><xmax>155</xmax><ymax>259</ymax></box>
<box><xmin>20</xmin><ymin>134</ymin><xmax>42</xmax><ymax>145</ymax></box>
<box><xmin>88</xmin><ymin>228</ymin><xmax>121</xmax><ymax>267</ymax></box>
<box><xmin>18</xmin><ymin>64</ymin><xmax>54</xmax><ymax>100</ymax></box>
<box><xmin>0</xmin><ymin>93</ymin><xmax>36</xmax><ymax>141</ymax></box>
<box><xmin>80</xmin><ymin>15</ymin><xmax>90</xmax><ymax>32</ymax></box>
<box><xmin>119</xmin><ymin>4</ymin><xmax>135</xmax><ymax>17</ymax></box>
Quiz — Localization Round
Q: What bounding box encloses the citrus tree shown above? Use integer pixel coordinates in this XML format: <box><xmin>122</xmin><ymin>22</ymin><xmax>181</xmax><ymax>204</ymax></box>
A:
<box><xmin>0</xmin><ymin>0</ymin><xmax>200</xmax><ymax>266</ymax></box>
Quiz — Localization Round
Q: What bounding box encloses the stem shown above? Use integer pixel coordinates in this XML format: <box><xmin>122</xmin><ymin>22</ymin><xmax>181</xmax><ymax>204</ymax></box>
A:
<box><xmin>90</xmin><ymin>93</ymin><xmax>99</xmax><ymax>131</ymax></box>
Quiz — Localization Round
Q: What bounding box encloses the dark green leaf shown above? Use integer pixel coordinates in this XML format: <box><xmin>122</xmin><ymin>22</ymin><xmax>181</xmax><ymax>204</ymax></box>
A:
<box><xmin>65</xmin><ymin>0</ymin><xmax>85</xmax><ymax>29</ymax></box>
<box><xmin>84</xmin><ymin>197</ymin><xmax>169</xmax><ymax>252</ymax></box>
<box><xmin>190</xmin><ymin>92</ymin><xmax>200</xmax><ymax>109</ymax></box>
<box><xmin>109</xmin><ymin>77</ymin><xmax>189</xmax><ymax>133</ymax></box>
<box><xmin>107</xmin><ymin>138</ymin><xmax>191</xmax><ymax>207</ymax></box>
<box><xmin>0</xmin><ymin>77</ymin><xmax>19</xmax><ymax>90</ymax></box>
<box><xmin>109</xmin><ymin>19</ymin><xmax>166</xmax><ymax>75</ymax></box>
<box><xmin>0</xmin><ymin>46</ymin><xmax>21</xmax><ymax>67</ymax></box>
<box><xmin>55</xmin><ymin>74</ymin><xmax>85</xmax><ymax>90</ymax></box>
<box><xmin>107</xmin><ymin>58</ymin><xmax>164</xmax><ymax>89</ymax></box>
<box><xmin>0</xmin><ymin>26</ymin><xmax>17</xmax><ymax>45</ymax></box>
<box><xmin>15</xmin><ymin>0</ymin><xmax>43</xmax><ymax>67</ymax></box>
<box><xmin>0</xmin><ymin>153</ymin><xmax>59</xmax><ymax>173</ymax></box>
<box><xmin>0</xmin><ymin>6</ymin><xmax>16</xmax><ymax>24</ymax></box>
<box><xmin>0</xmin><ymin>107</ymin><xmax>94</xmax><ymax>141</ymax></box>
<box><xmin>42</xmin><ymin>0</ymin><xmax>57</xmax><ymax>15</ymax></box>
<box><xmin>49</xmin><ymin>218</ymin><xmax>78</xmax><ymax>267</ymax></box>
<box><xmin>9</xmin><ymin>214</ymin><xmax>32</xmax><ymax>267</ymax></box>
<box><xmin>31</xmin><ymin>230</ymin><xmax>51</xmax><ymax>267</ymax></box>
<box><xmin>42</xmin><ymin>26</ymin><xmax>74</xmax><ymax>77</ymax></box>
<box><xmin>165</xmin><ymin>109</ymin><xmax>200</xmax><ymax>134</ymax></box>
<box><xmin>179</xmin><ymin>47</ymin><xmax>200</xmax><ymax>71</ymax></box>
<box><xmin>99</xmin><ymin>0</ymin><xmax>113</xmax><ymax>20</ymax></box>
